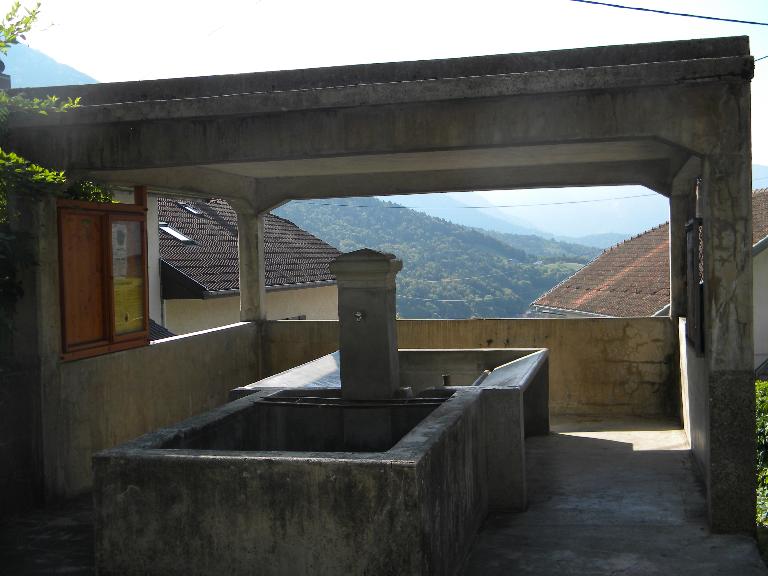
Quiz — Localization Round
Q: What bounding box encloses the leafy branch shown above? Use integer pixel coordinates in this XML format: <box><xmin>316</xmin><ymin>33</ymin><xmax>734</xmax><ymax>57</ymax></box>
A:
<box><xmin>0</xmin><ymin>2</ymin><xmax>110</xmax><ymax>337</ymax></box>
<box><xmin>0</xmin><ymin>1</ymin><xmax>39</xmax><ymax>56</ymax></box>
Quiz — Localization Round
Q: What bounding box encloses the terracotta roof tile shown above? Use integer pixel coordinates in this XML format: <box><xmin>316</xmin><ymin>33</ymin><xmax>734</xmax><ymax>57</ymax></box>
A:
<box><xmin>533</xmin><ymin>223</ymin><xmax>670</xmax><ymax>317</ymax></box>
<box><xmin>533</xmin><ymin>189</ymin><xmax>768</xmax><ymax>317</ymax></box>
<box><xmin>158</xmin><ymin>198</ymin><xmax>340</xmax><ymax>293</ymax></box>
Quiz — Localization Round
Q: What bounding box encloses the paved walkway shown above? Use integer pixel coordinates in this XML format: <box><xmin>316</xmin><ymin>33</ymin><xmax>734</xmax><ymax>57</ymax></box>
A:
<box><xmin>0</xmin><ymin>494</ymin><xmax>93</xmax><ymax>575</ymax></box>
<box><xmin>463</xmin><ymin>417</ymin><xmax>768</xmax><ymax>575</ymax></box>
<box><xmin>2</xmin><ymin>419</ymin><xmax>765</xmax><ymax>575</ymax></box>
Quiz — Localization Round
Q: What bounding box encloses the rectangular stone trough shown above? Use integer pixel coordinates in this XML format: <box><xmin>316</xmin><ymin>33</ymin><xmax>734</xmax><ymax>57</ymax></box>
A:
<box><xmin>94</xmin><ymin>349</ymin><xmax>549</xmax><ymax>576</ymax></box>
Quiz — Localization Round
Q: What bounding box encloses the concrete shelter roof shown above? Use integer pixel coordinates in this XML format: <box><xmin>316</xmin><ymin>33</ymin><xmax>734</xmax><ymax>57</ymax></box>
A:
<box><xmin>7</xmin><ymin>37</ymin><xmax>754</xmax><ymax>211</ymax></box>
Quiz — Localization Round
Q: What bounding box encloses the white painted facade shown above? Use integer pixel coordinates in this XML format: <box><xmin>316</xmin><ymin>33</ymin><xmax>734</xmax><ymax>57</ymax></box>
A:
<box><xmin>145</xmin><ymin>193</ymin><xmax>338</xmax><ymax>336</ymax></box>
<box><xmin>162</xmin><ymin>285</ymin><xmax>338</xmax><ymax>336</ymax></box>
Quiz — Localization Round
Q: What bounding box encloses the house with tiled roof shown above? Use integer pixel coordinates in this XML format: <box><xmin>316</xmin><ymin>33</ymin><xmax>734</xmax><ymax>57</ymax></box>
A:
<box><xmin>151</xmin><ymin>197</ymin><xmax>340</xmax><ymax>336</ymax></box>
<box><xmin>532</xmin><ymin>188</ymin><xmax>768</xmax><ymax>371</ymax></box>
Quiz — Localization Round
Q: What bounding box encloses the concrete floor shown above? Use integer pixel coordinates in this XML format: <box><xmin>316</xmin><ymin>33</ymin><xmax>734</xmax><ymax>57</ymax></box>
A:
<box><xmin>0</xmin><ymin>494</ymin><xmax>93</xmax><ymax>575</ymax></box>
<box><xmin>463</xmin><ymin>417</ymin><xmax>767</xmax><ymax>575</ymax></box>
<box><xmin>2</xmin><ymin>418</ymin><xmax>765</xmax><ymax>575</ymax></box>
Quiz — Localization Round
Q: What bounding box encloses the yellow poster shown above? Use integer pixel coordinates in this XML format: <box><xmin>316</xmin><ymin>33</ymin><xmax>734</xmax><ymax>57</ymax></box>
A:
<box><xmin>113</xmin><ymin>276</ymin><xmax>144</xmax><ymax>335</ymax></box>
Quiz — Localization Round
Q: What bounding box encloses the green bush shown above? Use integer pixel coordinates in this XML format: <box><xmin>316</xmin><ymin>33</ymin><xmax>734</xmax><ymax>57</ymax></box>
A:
<box><xmin>757</xmin><ymin>380</ymin><xmax>768</xmax><ymax>524</ymax></box>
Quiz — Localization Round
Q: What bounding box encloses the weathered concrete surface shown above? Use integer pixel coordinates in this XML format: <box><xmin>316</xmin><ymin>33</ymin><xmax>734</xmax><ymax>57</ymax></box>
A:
<box><xmin>701</xmin><ymin>142</ymin><xmax>755</xmax><ymax>532</ymax></box>
<box><xmin>231</xmin><ymin>348</ymin><xmax>540</xmax><ymax>400</ymax></box>
<box><xmin>262</xmin><ymin>318</ymin><xmax>678</xmax><ymax>417</ymax></box>
<box><xmin>2</xmin><ymin>192</ymin><xmax>59</xmax><ymax>516</ymax></box>
<box><xmin>479</xmin><ymin>350</ymin><xmax>549</xmax><ymax>511</ymax></box>
<box><xmin>679</xmin><ymin>319</ymin><xmax>710</xmax><ymax>485</ymax></box>
<box><xmin>399</xmin><ymin>348</ymin><xmax>539</xmax><ymax>390</ymax></box>
<box><xmin>261</xmin><ymin>319</ymin><xmax>340</xmax><ymax>376</ymax></box>
<box><xmin>462</xmin><ymin>419</ymin><xmax>767</xmax><ymax>575</ymax></box>
<box><xmin>94</xmin><ymin>388</ymin><xmax>488</xmax><ymax>576</ymax></box>
<box><xmin>6</xmin><ymin>39</ymin><xmax>753</xmax><ymax>209</ymax></box>
<box><xmin>47</xmin><ymin>323</ymin><xmax>260</xmax><ymax>498</ymax></box>
<box><xmin>231</xmin><ymin>346</ymin><xmax>549</xmax><ymax>511</ymax></box>
<box><xmin>234</xmin><ymin>206</ymin><xmax>266</xmax><ymax>322</ymax></box>
<box><xmin>330</xmin><ymin>249</ymin><xmax>402</xmax><ymax>400</ymax></box>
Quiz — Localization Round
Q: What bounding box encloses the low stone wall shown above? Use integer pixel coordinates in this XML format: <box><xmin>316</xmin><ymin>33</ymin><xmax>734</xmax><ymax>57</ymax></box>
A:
<box><xmin>45</xmin><ymin>322</ymin><xmax>260</xmax><ymax>498</ymax></box>
<box><xmin>678</xmin><ymin>318</ymin><xmax>708</xmax><ymax>466</ymax></box>
<box><xmin>262</xmin><ymin>317</ymin><xmax>678</xmax><ymax>417</ymax></box>
<box><xmin>94</xmin><ymin>388</ymin><xmax>488</xmax><ymax>576</ymax></box>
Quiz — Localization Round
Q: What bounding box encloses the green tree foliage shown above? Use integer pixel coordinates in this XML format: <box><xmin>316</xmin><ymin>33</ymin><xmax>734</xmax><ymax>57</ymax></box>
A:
<box><xmin>0</xmin><ymin>2</ymin><xmax>108</xmax><ymax>330</ymax></box>
<box><xmin>757</xmin><ymin>379</ymin><xmax>768</xmax><ymax>524</ymax></box>
<box><xmin>483</xmin><ymin>229</ymin><xmax>601</xmax><ymax>264</ymax></box>
<box><xmin>0</xmin><ymin>1</ymin><xmax>36</xmax><ymax>55</ymax></box>
<box><xmin>274</xmin><ymin>197</ymin><xmax>593</xmax><ymax>319</ymax></box>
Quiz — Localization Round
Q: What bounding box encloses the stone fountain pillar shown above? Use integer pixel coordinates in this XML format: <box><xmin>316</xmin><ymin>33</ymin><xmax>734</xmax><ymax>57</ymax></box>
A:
<box><xmin>330</xmin><ymin>249</ymin><xmax>403</xmax><ymax>449</ymax></box>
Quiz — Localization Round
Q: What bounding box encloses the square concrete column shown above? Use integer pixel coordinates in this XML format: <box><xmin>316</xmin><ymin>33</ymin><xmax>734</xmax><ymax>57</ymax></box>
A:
<box><xmin>3</xmin><ymin>190</ymin><xmax>59</xmax><ymax>511</ymax></box>
<box><xmin>234</xmin><ymin>208</ymin><xmax>266</xmax><ymax>322</ymax></box>
<box><xmin>669</xmin><ymin>158</ymin><xmax>700</xmax><ymax>319</ymax></box>
<box><xmin>329</xmin><ymin>249</ymin><xmax>402</xmax><ymax>401</ymax></box>
<box><xmin>700</xmin><ymin>147</ymin><xmax>754</xmax><ymax>532</ymax></box>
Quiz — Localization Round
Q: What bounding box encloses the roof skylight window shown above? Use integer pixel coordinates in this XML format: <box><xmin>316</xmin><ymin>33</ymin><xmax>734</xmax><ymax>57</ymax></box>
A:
<box><xmin>159</xmin><ymin>223</ymin><xmax>196</xmax><ymax>245</ymax></box>
<box><xmin>177</xmin><ymin>202</ymin><xmax>203</xmax><ymax>215</ymax></box>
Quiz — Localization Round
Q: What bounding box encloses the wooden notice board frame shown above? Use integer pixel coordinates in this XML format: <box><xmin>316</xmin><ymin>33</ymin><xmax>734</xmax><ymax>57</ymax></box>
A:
<box><xmin>58</xmin><ymin>196</ymin><xmax>149</xmax><ymax>361</ymax></box>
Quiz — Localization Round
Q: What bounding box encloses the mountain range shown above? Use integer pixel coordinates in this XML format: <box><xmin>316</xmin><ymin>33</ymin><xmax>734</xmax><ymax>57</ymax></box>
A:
<box><xmin>3</xmin><ymin>44</ymin><xmax>96</xmax><ymax>87</ymax></box>
<box><xmin>274</xmin><ymin>197</ymin><xmax>599</xmax><ymax>318</ymax></box>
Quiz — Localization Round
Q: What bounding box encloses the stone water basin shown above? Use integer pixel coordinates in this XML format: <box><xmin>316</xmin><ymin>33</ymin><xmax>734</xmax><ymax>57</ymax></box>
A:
<box><xmin>94</xmin><ymin>348</ymin><xmax>548</xmax><ymax>576</ymax></box>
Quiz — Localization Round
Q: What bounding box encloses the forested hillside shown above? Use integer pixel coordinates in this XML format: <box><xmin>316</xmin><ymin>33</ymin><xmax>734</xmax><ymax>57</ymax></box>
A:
<box><xmin>484</xmin><ymin>230</ymin><xmax>601</xmax><ymax>263</ymax></box>
<box><xmin>273</xmin><ymin>197</ymin><xmax>595</xmax><ymax>319</ymax></box>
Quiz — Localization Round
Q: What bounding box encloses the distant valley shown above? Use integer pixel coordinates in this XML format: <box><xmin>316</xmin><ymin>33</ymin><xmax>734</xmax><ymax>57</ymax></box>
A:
<box><xmin>274</xmin><ymin>197</ymin><xmax>600</xmax><ymax>318</ymax></box>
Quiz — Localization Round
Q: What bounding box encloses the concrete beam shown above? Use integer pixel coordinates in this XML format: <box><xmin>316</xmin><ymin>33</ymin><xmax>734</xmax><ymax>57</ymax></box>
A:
<box><xmin>11</xmin><ymin>36</ymin><xmax>749</xmax><ymax>105</ymax></box>
<box><xmin>236</xmin><ymin>159</ymin><xmax>672</xmax><ymax>212</ymax></box>
<box><xmin>9</xmin><ymin>50</ymin><xmax>752</xmax><ymax>128</ymax></box>
<box><xmin>86</xmin><ymin>166</ymin><xmax>256</xmax><ymax>201</ymax></box>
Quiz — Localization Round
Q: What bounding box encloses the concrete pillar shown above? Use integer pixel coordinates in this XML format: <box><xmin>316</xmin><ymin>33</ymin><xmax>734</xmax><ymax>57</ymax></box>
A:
<box><xmin>1</xmin><ymin>191</ymin><xmax>59</xmax><ymax>513</ymax></box>
<box><xmin>234</xmin><ymin>208</ymin><xmax>266</xmax><ymax>322</ymax></box>
<box><xmin>329</xmin><ymin>249</ymin><xmax>402</xmax><ymax>401</ymax></box>
<box><xmin>669</xmin><ymin>158</ymin><xmax>701</xmax><ymax>319</ymax></box>
<box><xmin>146</xmin><ymin>193</ymin><xmax>162</xmax><ymax>324</ymax></box>
<box><xmin>700</xmin><ymin>144</ymin><xmax>754</xmax><ymax>532</ymax></box>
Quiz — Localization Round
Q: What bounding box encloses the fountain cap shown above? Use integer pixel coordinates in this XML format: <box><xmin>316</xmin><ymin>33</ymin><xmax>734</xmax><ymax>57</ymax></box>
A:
<box><xmin>330</xmin><ymin>249</ymin><xmax>402</xmax><ymax>285</ymax></box>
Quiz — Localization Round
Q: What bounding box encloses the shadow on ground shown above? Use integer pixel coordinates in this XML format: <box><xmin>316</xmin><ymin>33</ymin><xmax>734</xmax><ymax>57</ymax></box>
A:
<box><xmin>462</xmin><ymin>419</ymin><xmax>767</xmax><ymax>575</ymax></box>
<box><xmin>0</xmin><ymin>493</ymin><xmax>93</xmax><ymax>575</ymax></box>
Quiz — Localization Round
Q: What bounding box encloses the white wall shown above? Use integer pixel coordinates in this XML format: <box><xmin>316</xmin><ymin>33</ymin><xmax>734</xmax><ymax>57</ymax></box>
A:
<box><xmin>164</xmin><ymin>285</ymin><xmax>338</xmax><ymax>336</ymax></box>
<box><xmin>755</xmin><ymin>249</ymin><xmax>768</xmax><ymax>370</ymax></box>
<box><xmin>265</xmin><ymin>285</ymin><xmax>338</xmax><ymax>321</ymax></box>
<box><xmin>164</xmin><ymin>297</ymin><xmax>240</xmax><ymax>335</ymax></box>
<box><xmin>147</xmin><ymin>195</ymin><xmax>162</xmax><ymax>323</ymax></box>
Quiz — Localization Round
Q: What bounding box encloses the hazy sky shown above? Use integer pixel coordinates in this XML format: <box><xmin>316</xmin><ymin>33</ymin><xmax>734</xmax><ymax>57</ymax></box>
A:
<box><xmin>19</xmin><ymin>0</ymin><xmax>768</xmax><ymax>236</ymax></box>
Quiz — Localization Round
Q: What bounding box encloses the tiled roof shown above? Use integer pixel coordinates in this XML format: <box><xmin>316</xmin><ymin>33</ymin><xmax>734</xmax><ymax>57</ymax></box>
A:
<box><xmin>533</xmin><ymin>223</ymin><xmax>671</xmax><ymax>317</ymax></box>
<box><xmin>149</xmin><ymin>319</ymin><xmax>176</xmax><ymax>341</ymax></box>
<box><xmin>158</xmin><ymin>198</ymin><xmax>340</xmax><ymax>295</ymax></box>
<box><xmin>532</xmin><ymin>189</ymin><xmax>768</xmax><ymax>317</ymax></box>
